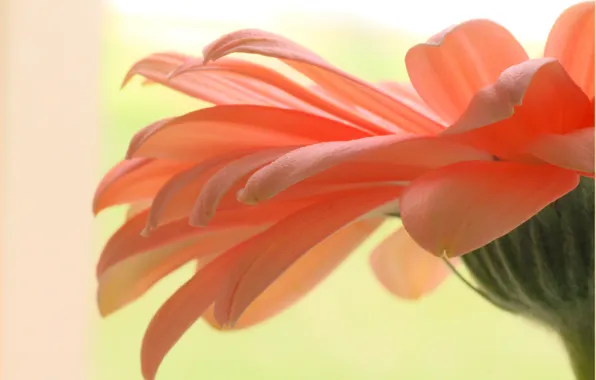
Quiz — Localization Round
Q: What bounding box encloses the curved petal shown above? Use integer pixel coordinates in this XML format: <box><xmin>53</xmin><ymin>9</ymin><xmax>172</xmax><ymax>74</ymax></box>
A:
<box><xmin>190</xmin><ymin>148</ymin><xmax>293</xmax><ymax>226</ymax></box>
<box><xmin>376</xmin><ymin>81</ymin><xmax>447</xmax><ymax>126</ymax></box>
<box><xmin>96</xmin><ymin>199</ymin><xmax>317</xmax><ymax>277</ymax></box>
<box><xmin>125</xmin><ymin>53</ymin><xmax>333</xmax><ymax>111</ymax></box>
<box><xmin>544</xmin><ymin>1</ymin><xmax>595</xmax><ymax>99</ymax></box>
<box><xmin>139</xmin><ymin>189</ymin><xmax>398</xmax><ymax>380</ymax></box>
<box><xmin>406</xmin><ymin>19</ymin><xmax>528</xmax><ymax>123</ymax></box>
<box><xmin>370</xmin><ymin>227</ymin><xmax>456</xmax><ymax>299</ymax></box>
<box><xmin>400</xmin><ymin>161</ymin><xmax>579</xmax><ymax>257</ymax></box>
<box><xmin>238</xmin><ymin>136</ymin><xmax>401</xmax><ymax>204</ymax></box>
<box><xmin>126</xmin><ymin>201</ymin><xmax>152</xmax><ymax>220</ymax></box>
<box><xmin>211</xmin><ymin>187</ymin><xmax>401</xmax><ymax>327</ymax></box>
<box><xmin>142</xmin><ymin>155</ymin><xmax>242</xmax><ymax>234</ymax></box>
<box><xmin>97</xmin><ymin>226</ymin><xmax>265</xmax><ymax>317</ymax></box>
<box><xmin>203</xmin><ymin>219</ymin><xmax>383</xmax><ymax>330</ymax></box>
<box><xmin>525</xmin><ymin>127</ymin><xmax>595</xmax><ymax>174</ymax></box>
<box><xmin>127</xmin><ymin>105</ymin><xmax>368</xmax><ymax>161</ymax></box>
<box><xmin>442</xmin><ymin>58</ymin><xmax>594</xmax><ymax>159</ymax></box>
<box><xmin>140</xmin><ymin>253</ymin><xmax>232</xmax><ymax>380</ymax></box>
<box><xmin>171</xmin><ymin>58</ymin><xmax>392</xmax><ymax>135</ymax></box>
<box><xmin>123</xmin><ymin>52</ymin><xmax>252</xmax><ymax>105</ymax></box>
<box><xmin>202</xmin><ymin>29</ymin><xmax>445</xmax><ymax>135</ymax></box>
<box><xmin>238</xmin><ymin>135</ymin><xmax>492</xmax><ymax>204</ymax></box>
<box><xmin>93</xmin><ymin>158</ymin><xmax>193</xmax><ymax>214</ymax></box>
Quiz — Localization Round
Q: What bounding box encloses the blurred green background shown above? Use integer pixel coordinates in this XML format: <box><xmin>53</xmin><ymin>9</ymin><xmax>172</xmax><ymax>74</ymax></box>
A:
<box><xmin>96</xmin><ymin>8</ymin><xmax>572</xmax><ymax>380</ymax></box>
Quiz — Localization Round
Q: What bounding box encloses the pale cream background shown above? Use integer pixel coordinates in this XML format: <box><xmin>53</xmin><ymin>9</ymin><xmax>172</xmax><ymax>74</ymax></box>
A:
<box><xmin>0</xmin><ymin>0</ymin><xmax>100</xmax><ymax>378</ymax></box>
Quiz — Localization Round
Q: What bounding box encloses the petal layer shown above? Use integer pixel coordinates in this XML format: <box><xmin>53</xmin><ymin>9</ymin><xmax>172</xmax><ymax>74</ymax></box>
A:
<box><xmin>239</xmin><ymin>135</ymin><xmax>492</xmax><ymax>204</ymax></box>
<box><xmin>97</xmin><ymin>199</ymin><xmax>318</xmax><ymax>276</ymax></box>
<box><xmin>172</xmin><ymin>58</ymin><xmax>393</xmax><ymax>135</ymax></box>
<box><xmin>443</xmin><ymin>58</ymin><xmax>593</xmax><ymax>158</ymax></box>
<box><xmin>400</xmin><ymin>161</ymin><xmax>579</xmax><ymax>257</ymax></box>
<box><xmin>203</xmin><ymin>29</ymin><xmax>444</xmax><ymax>135</ymax></box>
<box><xmin>140</xmin><ymin>188</ymin><xmax>399</xmax><ymax>380</ymax></box>
<box><xmin>211</xmin><ymin>187</ymin><xmax>401</xmax><ymax>326</ymax></box>
<box><xmin>97</xmin><ymin>226</ymin><xmax>265</xmax><ymax>316</ymax></box>
<box><xmin>203</xmin><ymin>219</ymin><xmax>383</xmax><ymax>329</ymax></box>
<box><xmin>406</xmin><ymin>19</ymin><xmax>528</xmax><ymax>123</ymax></box>
<box><xmin>93</xmin><ymin>158</ymin><xmax>193</xmax><ymax>214</ymax></box>
<box><xmin>544</xmin><ymin>1</ymin><xmax>595</xmax><ymax>99</ymax></box>
<box><xmin>370</xmin><ymin>227</ymin><xmax>455</xmax><ymax>299</ymax></box>
<box><xmin>525</xmin><ymin>127</ymin><xmax>595</xmax><ymax>173</ymax></box>
<box><xmin>127</xmin><ymin>105</ymin><xmax>368</xmax><ymax>161</ymax></box>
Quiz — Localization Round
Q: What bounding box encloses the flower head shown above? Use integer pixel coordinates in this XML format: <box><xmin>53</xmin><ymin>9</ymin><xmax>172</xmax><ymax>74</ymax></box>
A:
<box><xmin>94</xmin><ymin>3</ymin><xmax>594</xmax><ymax>379</ymax></box>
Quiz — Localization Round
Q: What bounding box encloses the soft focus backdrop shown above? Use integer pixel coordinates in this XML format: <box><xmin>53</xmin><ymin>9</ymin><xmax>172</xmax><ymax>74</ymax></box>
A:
<box><xmin>97</xmin><ymin>1</ymin><xmax>581</xmax><ymax>379</ymax></box>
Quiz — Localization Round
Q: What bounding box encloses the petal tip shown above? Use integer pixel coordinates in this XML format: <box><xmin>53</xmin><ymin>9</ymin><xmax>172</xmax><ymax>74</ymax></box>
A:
<box><xmin>236</xmin><ymin>188</ymin><xmax>259</xmax><ymax>205</ymax></box>
<box><xmin>188</xmin><ymin>213</ymin><xmax>211</xmax><ymax>228</ymax></box>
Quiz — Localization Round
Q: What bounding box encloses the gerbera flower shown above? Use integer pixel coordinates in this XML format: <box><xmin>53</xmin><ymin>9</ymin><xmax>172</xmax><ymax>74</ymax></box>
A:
<box><xmin>94</xmin><ymin>2</ymin><xmax>594</xmax><ymax>379</ymax></box>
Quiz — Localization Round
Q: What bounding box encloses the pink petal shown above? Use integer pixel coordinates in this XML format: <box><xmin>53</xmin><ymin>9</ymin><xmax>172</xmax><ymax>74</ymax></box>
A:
<box><xmin>190</xmin><ymin>148</ymin><xmax>293</xmax><ymax>226</ymax></box>
<box><xmin>238</xmin><ymin>135</ymin><xmax>401</xmax><ymax>204</ymax></box>
<box><xmin>142</xmin><ymin>154</ymin><xmax>243</xmax><ymax>235</ymax></box>
<box><xmin>203</xmin><ymin>219</ymin><xmax>383</xmax><ymax>330</ymax></box>
<box><xmin>442</xmin><ymin>58</ymin><xmax>594</xmax><ymax>159</ymax></box>
<box><xmin>406</xmin><ymin>19</ymin><xmax>528</xmax><ymax>123</ymax></box>
<box><xmin>93</xmin><ymin>158</ymin><xmax>193</xmax><ymax>214</ymax></box>
<box><xmin>525</xmin><ymin>127</ymin><xmax>595</xmax><ymax>173</ymax></box>
<box><xmin>127</xmin><ymin>105</ymin><xmax>369</xmax><ymax>161</ymax></box>
<box><xmin>544</xmin><ymin>1</ymin><xmax>595</xmax><ymax>99</ymax></box>
<box><xmin>126</xmin><ymin>201</ymin><xmax>152</xmax><ymax>220</ymax></box>
<box><xmin>140</xmin><ymin>253</ymin><xmax>233</xmax><ymax>380</ymax></box>
<box><xmin>399</xmin><ymin>161</ymin><xmax>579</xmax><ymax>257</ymax></box>
<box><xmin>96</xmin><ymin>199</ymin><xmax>320</xmax><ymax>277</ymax></box>
<box><xmin>123</xmin><ymin>52</ymin><xmax>252</xmax><ymax>105</ymax></box>
<box><xmin>171</xmin><ymin>58</ymin><xmax>393</xmax><ymax>135</ymax></box>
<box><xmin>211</xmin><ymin>187</ymin><xmax>402</xmax><ymax>326</ymax></box>
<box><xmin>376</xmin><ymin>81</ymin><xmax>448</xmax><ymax>126</ymax></box>
<box><xmin>370</xmin><ymin>227</ymin><xmax>456</xmax><ymax>299</ymax></box>
<box><xmin>139</xmin><ymin>188</ymin><xmax>398</xmax><ymax>380</ymax></box>
<box><xmin>202</xmin><ymin>29</ymin><xmax>445</xmax><ymax>135</ymax></box>
<box><xmin>238</xmin><ymin>135</ymin><xmax>492</xmax><ymax>204</ymax></box>
<box><xmin>97</xmin><ymin>226</ymin><xmax>265</xmax><ymax>317</ymax></box>
<box><xmin>125</xmin><ymin>53</ymin><xmax>332</xmax><ymax>112</ymax></box>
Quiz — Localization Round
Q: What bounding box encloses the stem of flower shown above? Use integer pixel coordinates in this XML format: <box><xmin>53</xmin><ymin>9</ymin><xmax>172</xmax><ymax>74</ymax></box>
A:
<box><xmin>559</xmin><ymin>309</ymin><xmax>594</xmax><ymax>380</ymax></box>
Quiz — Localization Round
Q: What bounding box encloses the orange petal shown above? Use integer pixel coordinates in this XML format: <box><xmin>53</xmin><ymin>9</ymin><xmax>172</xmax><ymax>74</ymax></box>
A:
<box><xmin>139</xmin><ymin>189</ymin><xmax>397</xmax><ymax>380</ymax></box>
<box><xmin>210</xmin><ymin>187</ymin><xmax>401</xmax><ymax>327</ymax></box>
<box><xmin>370</xmin><ymin>227</ymin><xmax>456</xmax><ymax>299</ymax></box>
<box><xmin>406</xmin><ymin>19</ymin><xmax>528</xmax><ymax>123</ymax></box>
<box><xmin>142</xmin><ymin>155</ymin><xmax>242</xmax><ymax>234</ymax></box>
<box><xmin>239</xmin><ymin>135</ymin><xmax>492</xmax><ymax>204</ymax></box>
<box><xmin>238</xmin><ymin>136</ymin><xmax>402</xmax><ymax>204</ymax></box>
<box><xmin>126</xmin><ymin>201</ymin><xmax>152</xmax><ymax>220</ymax></box>
<box><xmin>93</xmin><ymin>158</ymin><xmax>193</xmax><ymax>214</ymax></box>
<box><xmin>97</xmin><ymin>199</ymin><xmax>325</xmax><ymax>276</ymax></box>
<box><xmin>525</xmin><ymin>127</ymin><xmax>595</xmax><ymax>173</ymax></box>
<box><xmin>127</xmin><ymin>105</ymin><xmax>369</xmax><ymax>161</ymax></box>
<box><xmin>442</xmin><ymin>58</ymin><xmax>594</xmax><ymax>159</ymax></box>
<box><xmin>141</xmin><ymin>151</ymin><xmax>371</xmax><ymax>232</ymax></box>
<box><xmin>376</xmin><ymin>81</ymin><xmax>447</xmax><ymax>126</ymax></box>
<box><xmin>97</xmin><ymin>226</ymin><xmax>265</xmax><ymax>317</ymax></box>
<box><xmin>203</xmin><ymin>29</ymin><xmax>444</xmax><ymax>135</ymax></box>
<box><xmin>190</xmin><ymin>148</ymin><xmax>293</xmax><ymax>226</ymax></box>
<box><xmin>140</xmin><ymin>253</ymin><xmax>233</xmax><ymax>380</ymax></box>
<box><xmin>203</xmin><ymin>219</ymin><xmax>383</xmax><ymax>330</ymax></box>
<box><xmin>544</xmin><ymin>1</ymin><xmax>595</xmax><ymax>99</ymax></box>
<box><xmin>400</xmin><ymin>161</ymin><xmax>579</xmax><ymax>257</ymax></box>
<box><xmin>124</xmin><ymin>52</ymin><xmax>278</xmax><ymax>106</ymax></box>
<box><xmin>171</xmin><ymin>58</ymin><xmax>390</xmax><ymax>135</ymax></box>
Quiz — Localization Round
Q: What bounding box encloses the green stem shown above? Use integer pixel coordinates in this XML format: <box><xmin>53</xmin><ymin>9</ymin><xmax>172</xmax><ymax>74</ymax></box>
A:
<box><xmin>560</xmin><ymin>312</ymin><xmax>594</xmax><ymax>380</ymax></box>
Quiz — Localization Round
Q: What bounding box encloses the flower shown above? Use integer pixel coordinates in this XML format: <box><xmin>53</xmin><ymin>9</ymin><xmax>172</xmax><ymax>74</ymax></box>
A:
<box><xmin>94</xmin><ymin>2</ymin><xmax>594</xmax><ymax>380</ymax></box>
